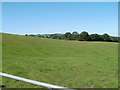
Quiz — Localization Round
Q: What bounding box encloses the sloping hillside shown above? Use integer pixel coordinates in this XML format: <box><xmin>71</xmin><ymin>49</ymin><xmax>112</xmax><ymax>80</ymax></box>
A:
<box><xmin>2</xmin><ymin>33</ymin><xmax>118</xmax><ymax>88</ymax></box>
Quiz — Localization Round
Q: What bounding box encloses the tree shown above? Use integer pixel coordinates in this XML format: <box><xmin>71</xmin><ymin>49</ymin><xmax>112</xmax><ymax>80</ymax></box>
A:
<box><xmin>110</xmin><ymin>36</ymin><xmax>118</xmax><ymax>42</ymax></box>
<box><xmin>79</xmin><ymin>31</ymin><xmax>89</xmax><ymax>41</ymax></box>
<box><xmin>72</xmin><ymin>31</ymin><xmax>79</xmax><ymax>40</ymax></box>
<box><xmin>29</xmin><ymin>34</ymin><xmax>35</xmax><ymax>37</ymax></box>
<box><xmin>72</xmin><ymin>31</ymin><xmax>79</xmax><ymax>35</ymax></box>
<box><xmin>77</xmin><ymin>35</ymin><xmax>84</xmax><ymax>41</ymax></box>
<box><xmin>101</xmin><ymin>33</ymin><xmax>111</xmax><ymax>41</ymax></box>
<box><xmin>64</xmin><ymin>32</ymin><xmax>72</xmax><ymax>40</ymax></box>
<box><xmin>89</xmin><ymin>34</ymin><xmax>103</xmax><ymax>41</ymax></box>
<box><xmin>25</xmin><ymin>34</ymin><xmax>28</xmax><ymax>36</ymax></box>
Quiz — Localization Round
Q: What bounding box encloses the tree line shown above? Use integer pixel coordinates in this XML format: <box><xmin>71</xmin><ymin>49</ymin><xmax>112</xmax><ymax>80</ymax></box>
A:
<box><xmin>25</xmin><ymin>31</ymin><xmax>119</xmax><ymax>42</ymax></box>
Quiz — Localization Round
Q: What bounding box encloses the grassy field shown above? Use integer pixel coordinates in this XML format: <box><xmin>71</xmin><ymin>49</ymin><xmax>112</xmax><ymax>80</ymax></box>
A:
<box><xmin>2</xmin><ymin>33</ymin><xmax>118</xmax><ymax>88</ymax></box>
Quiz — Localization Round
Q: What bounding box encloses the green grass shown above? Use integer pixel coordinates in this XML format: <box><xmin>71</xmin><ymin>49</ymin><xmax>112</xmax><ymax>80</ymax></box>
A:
<box><xmin>2</xmin><ymin>33</ymin><xmax>118</xmax><ymax>88</ymax></box>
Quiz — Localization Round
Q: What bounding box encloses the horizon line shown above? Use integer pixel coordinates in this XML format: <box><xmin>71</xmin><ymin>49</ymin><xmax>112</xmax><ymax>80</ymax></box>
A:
<box><xmin>1</xmin><ymin>32</ymin><xmax>118</xmax><ymax>37</ymax></box>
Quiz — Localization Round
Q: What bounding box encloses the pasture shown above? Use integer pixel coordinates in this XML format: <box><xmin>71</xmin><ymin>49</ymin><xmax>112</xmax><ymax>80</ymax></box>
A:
<box><xmin>2</xmin><ymin>33</ymin><xmax>118</xmax><ymax>88</ymax></box>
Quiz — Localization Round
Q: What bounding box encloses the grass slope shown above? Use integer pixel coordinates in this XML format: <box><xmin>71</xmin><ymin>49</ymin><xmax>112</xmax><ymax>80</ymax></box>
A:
<box><xmin>2</xmin><ymin>33</ymin><xmax>118</xmax><ymax>88</ymax></box>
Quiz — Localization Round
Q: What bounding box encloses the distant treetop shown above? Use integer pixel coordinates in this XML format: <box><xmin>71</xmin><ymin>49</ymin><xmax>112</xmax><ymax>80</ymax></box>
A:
<box><xmin>25</xmin><ymin>31</ymin><xmax>119</xmax><ymax>42</ymax></box>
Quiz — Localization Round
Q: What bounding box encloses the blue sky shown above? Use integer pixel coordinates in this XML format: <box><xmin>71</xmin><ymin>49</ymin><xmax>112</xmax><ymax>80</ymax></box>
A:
<box><xmin>2</xmin><ymin>2</ymin><xmax>118</xmax><ymax>36</ymax></box>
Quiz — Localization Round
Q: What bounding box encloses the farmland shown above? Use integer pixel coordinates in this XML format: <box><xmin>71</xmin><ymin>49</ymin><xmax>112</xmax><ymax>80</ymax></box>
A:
<box><xmin>2</xmin><ymin>33</ymin><xmax>118</xmax><ymax>88</ymax></box>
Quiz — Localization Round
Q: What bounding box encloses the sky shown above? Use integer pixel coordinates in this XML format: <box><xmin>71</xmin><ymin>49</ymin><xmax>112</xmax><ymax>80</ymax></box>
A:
<box><xmin>1</xmin><ymin>0</ymin><xmax>119</xmax><ymax>2</ymax></box>
<box><xmin>2</xmin><ymin>2</ymin><xmax>118</xmax><ymax>36</ymax></box>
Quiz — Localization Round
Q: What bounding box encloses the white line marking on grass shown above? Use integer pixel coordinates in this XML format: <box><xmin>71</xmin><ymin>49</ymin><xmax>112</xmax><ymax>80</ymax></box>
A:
<box><xmin>0</xmin><ymin>72</ymin><xmax>75</xmax><ymax>90</ymax></box>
